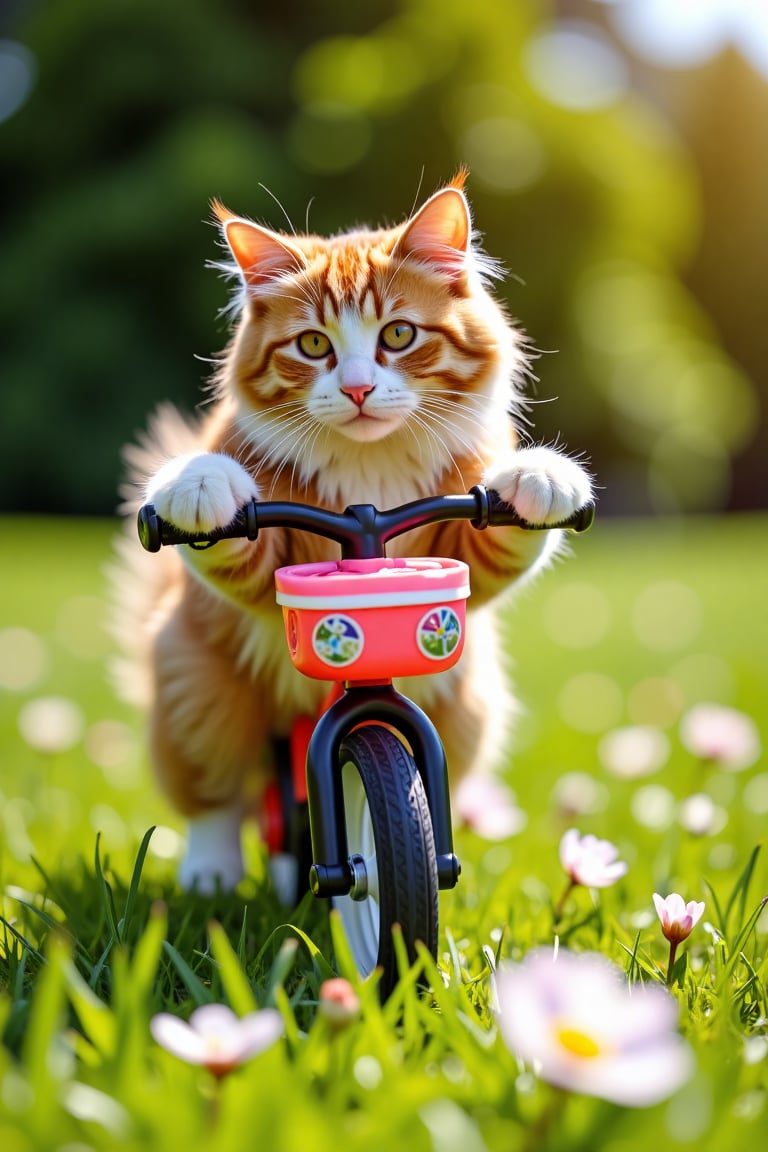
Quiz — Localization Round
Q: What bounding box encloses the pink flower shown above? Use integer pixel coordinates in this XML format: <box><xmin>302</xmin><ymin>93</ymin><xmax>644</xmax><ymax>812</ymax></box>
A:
<box><xmin>496</xmin><ymin>948</ymin><xmax>694</xmax><ymax>1107</ymax></box>
<box><xmin>150</xmin><ymin>1003</ymin><xmax>283</xmax><ymax>1079</ymax></box>
<box><xmin>653</xmin><ymin>893</ymin><xmax>705</xmax><ymax>944</ymax></box>
<box><xmin>318</xmin><ymin>978</ymin><xmax>361</xmax><ymax>1028</ymax></box>
<box><xmin>679</xmin><ymin>703</ymin><xmax>761</xmax><ymax>772</ymax></box>
<box><xmin>653</xmin><ymin>892</ymin><xmax>706</xmax><ymax>984</ymax></box>
<box><xmin>454</xmin><ymin>773</ymin><xmax>527</xmax><ymax>840</ymax></box>
<box><xmin>559</xmin><ymin>829</ymin><xmax>628</xmax><ymax>889</ymax></box>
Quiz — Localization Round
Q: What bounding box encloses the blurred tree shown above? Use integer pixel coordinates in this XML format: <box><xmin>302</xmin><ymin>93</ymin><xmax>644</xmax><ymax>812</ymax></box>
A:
<box><xmin>0</xmin><ymin>0</ymin><xmax>760</xmax><ymax>515</ymax></box>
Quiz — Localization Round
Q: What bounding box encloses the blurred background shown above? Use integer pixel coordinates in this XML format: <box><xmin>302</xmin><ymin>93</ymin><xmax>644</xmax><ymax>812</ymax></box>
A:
<box><xmin>1</xmin><ymin>0</ymin><xmax>766</xmax><ymax>518</ymax></box>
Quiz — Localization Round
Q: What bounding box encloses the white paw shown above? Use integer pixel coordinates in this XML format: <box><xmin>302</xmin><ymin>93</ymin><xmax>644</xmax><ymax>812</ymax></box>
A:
<box><xmin>486</xmin><ymin>446</ymin><xmax>593</xmax><ymax>526</ymax></box>
<box><xmin>268</xmin><ymin>853</ymin><xmax>300</xmax><ymax>907</ymax></box>
<box><xmin>146</xmin><ymin>452</ymin><xmax>258</xmax><ymax>533</ymax></box>
<box><xmin>178</xmin><ymin>807</ymin><xmax>244</xmax><ymax>895</ymax></box>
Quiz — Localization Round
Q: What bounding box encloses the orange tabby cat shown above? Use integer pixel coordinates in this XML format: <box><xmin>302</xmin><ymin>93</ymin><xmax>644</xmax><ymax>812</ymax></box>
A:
<box><xmin>114</xmin><ymin>173</ymin><xmax>593</xmax><ymax>893</ymax></box>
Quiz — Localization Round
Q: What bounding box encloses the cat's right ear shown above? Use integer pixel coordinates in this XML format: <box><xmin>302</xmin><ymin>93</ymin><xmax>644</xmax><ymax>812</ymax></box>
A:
<box><xmin>212</xmin><ymin>200</ymin><xmax>305</xmax><ymax>288</ymax></box>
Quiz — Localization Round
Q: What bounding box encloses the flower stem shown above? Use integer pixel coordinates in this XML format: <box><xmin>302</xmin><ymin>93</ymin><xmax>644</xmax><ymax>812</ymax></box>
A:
<box><xmin>554</xmin><ymin>879</ymin><xmax>576</xmax><ymax>923</ymax></box>
<box><xmin>666</xmin><ymin>940</ymin><xmax>678</xmax><ymax>985</ymax></box>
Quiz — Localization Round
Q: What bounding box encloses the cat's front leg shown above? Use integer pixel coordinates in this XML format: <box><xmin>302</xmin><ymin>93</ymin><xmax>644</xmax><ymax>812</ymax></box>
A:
<box><xmin>477</xmin><ymin>446</ymin><xmax>593</xmax><ymax>593</ymax></box>
<box><xmin>485</xmin><ymin>445</ymin><xmax>593</xmax><ymax>527</ymax></box>
<box><xmin>146</xmin><ymin>451</ymin><xmax>259</xmax><ymax>534</ymax></box>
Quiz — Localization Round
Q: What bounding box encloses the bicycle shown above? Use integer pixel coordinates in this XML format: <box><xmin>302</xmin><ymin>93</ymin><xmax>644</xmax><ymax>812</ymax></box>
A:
<box><xmin>138</xmin><ymin>484</ymin><xmax>593</xmax><ymax>997</ymax></box>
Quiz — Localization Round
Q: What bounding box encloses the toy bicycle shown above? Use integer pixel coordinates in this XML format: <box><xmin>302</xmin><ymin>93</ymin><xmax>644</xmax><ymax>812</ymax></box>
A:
<box><xmin>138</xmin><ymin>485</ymin><xmax>593</xmax><ymax>996</ymax></box>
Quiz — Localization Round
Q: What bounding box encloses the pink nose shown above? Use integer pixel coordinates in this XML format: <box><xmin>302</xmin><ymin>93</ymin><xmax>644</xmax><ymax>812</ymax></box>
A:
<box><xmin>341</xmin><ymin>383</ymin><xmax>374</xmax><ymax>408</ymax></box>
<box><xmin>340</xmin><ymin>357</ymin><xmax>375</xmax><ymax>408</ymax></box>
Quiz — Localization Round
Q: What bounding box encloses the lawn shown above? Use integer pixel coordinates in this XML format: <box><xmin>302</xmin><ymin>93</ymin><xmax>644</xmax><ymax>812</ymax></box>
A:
<box><xmin>1</xmin><ymin>512</ymin><xmax>767</xmax><ymax>1150</ymax></box>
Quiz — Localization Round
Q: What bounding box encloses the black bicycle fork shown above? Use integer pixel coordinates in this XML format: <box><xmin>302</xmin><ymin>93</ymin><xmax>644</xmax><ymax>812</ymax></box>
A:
<box><xmin>305</xmin><ymin>682</ymin><xmax>461</xmax><ymax>898</ymax></box>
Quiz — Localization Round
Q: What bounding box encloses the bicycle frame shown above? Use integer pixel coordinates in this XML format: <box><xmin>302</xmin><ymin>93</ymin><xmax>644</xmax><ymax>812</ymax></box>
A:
<box><xmin>138</xmin><ymin>484</ymin><xmax>593</xmax><ymax>904</ymax></box>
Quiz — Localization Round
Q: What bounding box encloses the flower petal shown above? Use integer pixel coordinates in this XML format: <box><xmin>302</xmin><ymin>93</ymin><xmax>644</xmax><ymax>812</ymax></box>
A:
<box><xmin>188</xmin><ymin>1003</ymin><xmax>241</xmax><ymax>1040</ymax></box>
<box><xmin>150</xmin><ymin>1014</ymin><xmax>208</xmax><ymax>1064</ymax></box>
<box><xmin>230</xmin><ymin>1009</ymin><xmax>284</xmax><ymax>1060</ymax></box>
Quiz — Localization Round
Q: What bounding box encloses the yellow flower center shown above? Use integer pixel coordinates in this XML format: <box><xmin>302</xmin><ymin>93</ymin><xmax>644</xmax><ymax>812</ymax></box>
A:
<box><xmin>555</xmin><ymin>1025</ymin><xmax>602</xmax><ymax>1059</ymax></box>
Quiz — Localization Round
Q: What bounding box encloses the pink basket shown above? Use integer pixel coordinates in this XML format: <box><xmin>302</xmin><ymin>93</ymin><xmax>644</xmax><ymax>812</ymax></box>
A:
<box><xmin>274</xmin><ymin>557</ymin><xmax>470</xmax><ymax>681</ymax></box>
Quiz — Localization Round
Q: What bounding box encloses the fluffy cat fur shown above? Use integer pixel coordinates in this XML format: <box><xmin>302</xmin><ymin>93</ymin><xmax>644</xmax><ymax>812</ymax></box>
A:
<box><xmin>113</xmin><ymin>173</ymin><xmax>593</xmax><ymax>894</ymax></box>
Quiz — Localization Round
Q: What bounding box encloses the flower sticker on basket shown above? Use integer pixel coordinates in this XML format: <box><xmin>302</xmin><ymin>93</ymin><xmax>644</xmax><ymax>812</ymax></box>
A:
<box><xmin>416</xmin><ymin>606</ymin><xmax>462</xmax><ymax>661</ymax></box>
<box><xmin>312</xmin><ymin>614</ymin><xmax>364</xmax><ymax>667</ymax></box>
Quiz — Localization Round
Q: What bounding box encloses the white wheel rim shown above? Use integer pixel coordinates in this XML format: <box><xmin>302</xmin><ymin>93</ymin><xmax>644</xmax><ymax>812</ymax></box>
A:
<box><xmin>332</xmin><ymin>758</ymin><xmax>380</xmax><ymax>977</ymax></box>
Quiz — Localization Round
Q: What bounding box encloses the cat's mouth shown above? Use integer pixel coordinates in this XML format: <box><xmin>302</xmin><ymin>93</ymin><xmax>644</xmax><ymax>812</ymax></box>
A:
<box><xmin>338</xmin><ymin>410</ymin><xmax>402</xmax><ymax>443</ymax></box>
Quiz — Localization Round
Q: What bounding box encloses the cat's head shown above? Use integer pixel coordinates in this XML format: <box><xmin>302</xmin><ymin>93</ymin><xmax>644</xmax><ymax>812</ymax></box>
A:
<box><xmin>213</xmin><ymin>175</ymin><xmax>527</xmax><ymax>493</ymax></box>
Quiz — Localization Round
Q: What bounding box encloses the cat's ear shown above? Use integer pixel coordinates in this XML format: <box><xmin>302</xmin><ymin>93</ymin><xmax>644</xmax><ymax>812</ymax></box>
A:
<box><xmin>212</xmin><ymin>200</ymin><xmax>305</xmax><ymax>288</ymax></box>
<box><xmin>397</xmin><ymin>185</ymin><xmax>471</xmax><ymax>281</ymax></box>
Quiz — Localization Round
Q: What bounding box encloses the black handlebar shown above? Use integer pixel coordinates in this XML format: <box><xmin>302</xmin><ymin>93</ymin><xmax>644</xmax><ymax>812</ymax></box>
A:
<box><xmin>137</xmin><ymin>484</ymin><xmax>594</xmax><ymax>560</ymax></box>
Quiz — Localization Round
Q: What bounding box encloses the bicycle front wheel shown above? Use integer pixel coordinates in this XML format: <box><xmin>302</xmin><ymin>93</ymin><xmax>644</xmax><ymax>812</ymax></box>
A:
<box><xmin>332</xmin><ymin>725</ymin><xmax>439</xmax><ymax>998</ymax></box>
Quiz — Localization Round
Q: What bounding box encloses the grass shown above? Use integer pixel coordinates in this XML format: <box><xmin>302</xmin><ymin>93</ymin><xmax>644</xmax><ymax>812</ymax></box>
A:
<box><xmin>1</xmin><ymin>512</ymin><xmax>768</xmax><ymax>1150</ymax></box>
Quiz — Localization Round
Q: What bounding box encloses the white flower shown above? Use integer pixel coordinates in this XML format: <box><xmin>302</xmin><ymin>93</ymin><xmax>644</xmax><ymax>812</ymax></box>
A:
<box><xmin>496</xmin><ymin>948</ymin><xmax>694</xmax><ymax>1107</ymax></box>
<box><xmin>653</xmin><ymin>893</ymin><xmax>706</xmax><ymax>944</ymax></box>
<box><xmin>150</xmin><ymin>1003</ymin><xmax>283</xmax><ymax>1078</ymax></box>
<box><xmin>598</xmin><ymin>725</ymin><xmax>670</xmax><ymax>779</ymax></box>
<box><xmin>679</xmin><ymin>703</ymin><xmax>761</xmax><ymax>772</ymax></box>
<box><xmin>559</xmin><ymin>829</ymin><xmax>628</xmax><ymax>889</ymax></box>
<box><xmin>454</xmin><ymin>774</ymin><xmax>527</xmax><ymax>840</ymax></box>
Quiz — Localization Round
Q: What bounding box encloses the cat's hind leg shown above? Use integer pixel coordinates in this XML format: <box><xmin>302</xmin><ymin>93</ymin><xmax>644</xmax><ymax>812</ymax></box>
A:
<box><xmin>148</xmin><ymin>601</ymin><xmax>270</xmax><ymax>894</ymax></box>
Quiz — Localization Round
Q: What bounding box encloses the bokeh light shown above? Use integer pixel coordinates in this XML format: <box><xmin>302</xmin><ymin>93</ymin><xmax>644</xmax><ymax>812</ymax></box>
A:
<box><xmin>607</xmin><ymin>0</ymin><xmax>768</xmax><ymax>79</ymax></box>
<box><xmin>17</xmin><ymin>695</ymin><xmax>85</xmax><ymax>755</ymax></box>
<box><xmin>0</xmin><ymin>627</ymin><xmax>49</xmax><ymax>691</ymax></box>
<box><xmin>524</xmin><ymin>22</ymin><xmax>628</xmax><ymax>110</ymax></box>
<box><xmin>598</xmin><ymin>725</ymin><xmax>670</xmax><ymax>779</ymax></box>
<box><xmin>630</xmin><ymin>581</ymin><xmax>702</xmax><ymax>652</ymax></box>
<box><xmin>558</xmin><ymin>672</ymin><xmax>623</xmax><ymax>733</ymax></box>
<box><xmin>543</xmin><ymin>582</ymin><xmax>612</xmax><ymax>649</ymax></box>
<box><xmin>0</xmin><ymin>40</ymin><xmax>35</xmax><ymax>124</ymax></box>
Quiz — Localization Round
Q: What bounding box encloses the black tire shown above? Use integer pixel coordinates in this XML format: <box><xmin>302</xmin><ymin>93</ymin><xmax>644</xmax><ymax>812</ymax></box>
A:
<box><xmin>332</xmin><ymin>725</ymin><xmax>439</xmax><ymax>998</ymax></box>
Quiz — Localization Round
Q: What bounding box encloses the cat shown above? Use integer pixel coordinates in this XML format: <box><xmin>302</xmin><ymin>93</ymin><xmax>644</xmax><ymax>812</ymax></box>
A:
<box><xmin>113</xmin><ymin>172</ymin><xmax>593</xmax><ymax>895</ymax></box>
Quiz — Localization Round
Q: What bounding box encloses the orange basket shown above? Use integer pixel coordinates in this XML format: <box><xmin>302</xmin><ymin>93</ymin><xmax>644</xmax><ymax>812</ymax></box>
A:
<box><xmin>274</xmin><ymin>557</ymin><xmax>470</xmax><ymax>681</ymax></box>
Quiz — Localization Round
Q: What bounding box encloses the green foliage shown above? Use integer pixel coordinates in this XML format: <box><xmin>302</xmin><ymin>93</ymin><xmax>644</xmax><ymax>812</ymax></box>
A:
<box><xmin>1</xmin><ymin>0</ymin><xmax>760</xmax><ymax>514</ymax></box>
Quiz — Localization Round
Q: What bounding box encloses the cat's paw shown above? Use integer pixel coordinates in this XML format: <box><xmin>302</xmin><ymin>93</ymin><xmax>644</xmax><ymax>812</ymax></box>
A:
<box><xmin>486</xmin><ymin>446</ymin><xmax>593</xmax><ymax>526</ymax></box>
<box><xmin>146</xmin><ymin>452</ymin><xmax>259</xmax><ymax>533</ymax></box>
<box><xmin>179</xmin><ymin>807</ymin><xmax>245</xmax><ymax>895</ymax></box>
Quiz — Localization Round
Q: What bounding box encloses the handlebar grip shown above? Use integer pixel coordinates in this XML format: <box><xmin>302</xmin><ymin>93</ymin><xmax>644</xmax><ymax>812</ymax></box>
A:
<box><xmin>137</xmin><ymin>501</ymin><xmax>259</xmax><ymax>552</ymax></box>
<box><xmin>481</xmin><ymin>487</ymin><xmax>595</xmax><ymax>534</ymax></box>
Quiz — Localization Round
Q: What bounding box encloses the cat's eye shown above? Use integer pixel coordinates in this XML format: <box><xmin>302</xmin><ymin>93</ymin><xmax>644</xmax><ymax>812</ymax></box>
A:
<box><xmin>380</xmin><ymin>321</ymin><xmax>416</xmax><ymax>352</ymax></box>
<box><xmin>298</xmin><ymin>331</ymin><xmax>333</xmax><ymax>359</ymax></box>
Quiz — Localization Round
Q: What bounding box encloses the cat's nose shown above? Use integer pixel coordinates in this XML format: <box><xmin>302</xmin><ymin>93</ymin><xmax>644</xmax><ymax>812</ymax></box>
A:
<box><xmin>340</xmin><ymin>358</ymin><xmax>375</xmax><ymax>408</ymax></box>
<box><xmin>341</xmin><ymin>383</ymin><xmax>374</xmax><ymax>408</ymax></box>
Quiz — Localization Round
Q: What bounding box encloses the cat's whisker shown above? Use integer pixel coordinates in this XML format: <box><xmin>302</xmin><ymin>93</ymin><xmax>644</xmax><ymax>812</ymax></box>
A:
<box><xmin>229</xmin><ymin>411</ymin><xmax>315</xmax><ymax>488</ymax></box>
<box><xmin>403</xmin><ymin>412</ymin><xmax>440</xmax><ymax>474</ymax></box>
<box><xmin>264</xmin><ymin>413</ymin><xmax>324</xmax><ymax>498</ymax></box>
<box><xmin>257</xmin><ymin>182</ymin><xmax>297</xmax><ymax>236</ymax></box>
<box><xmin>407</xmin><ymin>411</ymin><xmax>468</xmax><ymax>490</ymax></box>
<box><xmin>295</xmin><ymin>421</ymin><xmax>329</xmax><ymax>499</ymax></box>
<box><xmin>417</xmin><ymin>400</ymin><xmax>488</xmax><ymax>464</ymax></box>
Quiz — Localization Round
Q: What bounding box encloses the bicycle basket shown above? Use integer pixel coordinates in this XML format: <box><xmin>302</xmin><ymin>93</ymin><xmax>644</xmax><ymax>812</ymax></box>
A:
<box><xmin>274</xmin><ymin>556</ymin><xmax>470</xmax><ymax>680</ymax></box>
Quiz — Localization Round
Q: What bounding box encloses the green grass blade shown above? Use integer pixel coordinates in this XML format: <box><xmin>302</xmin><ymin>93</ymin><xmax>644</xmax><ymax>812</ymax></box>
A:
<box><xmin>94</xmin><ymin>833</ymin><xmax>121</xmax><ymax>946</ymax></box>
<box><xmin>119</xmin><ymin>826</ymin><xmax>155</xmax><ymax>944</ymax></box>
<box><xmin>208</xmin><ymin>919</ymin><xmax>257</xmax><ymax>1013</ymax></box>
<box><xmin>723</xmin><ymin>844</ymin><xmax>761</xmax><ymax>936</ymax></box>
<box><xmin>161</xmin><ymin>940</ymin><xmax>211</xmax><ymax>1007</ymax></box>
<box><xmin>63</xmin><ymin>952</ymin><xmax>118</xmax><ymax>1059</ymax></box>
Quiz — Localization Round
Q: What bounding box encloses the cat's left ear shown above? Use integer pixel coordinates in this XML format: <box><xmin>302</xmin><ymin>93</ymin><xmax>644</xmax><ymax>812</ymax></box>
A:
<box><xmin>212</xmin><ymin>200</ymin><xmax>306</xmax><ymax>288</ymax></box>
<box><xmin>398</xmin><ymin>186</ymin><xmax>471</xmax><ymax>282</ymax></box>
